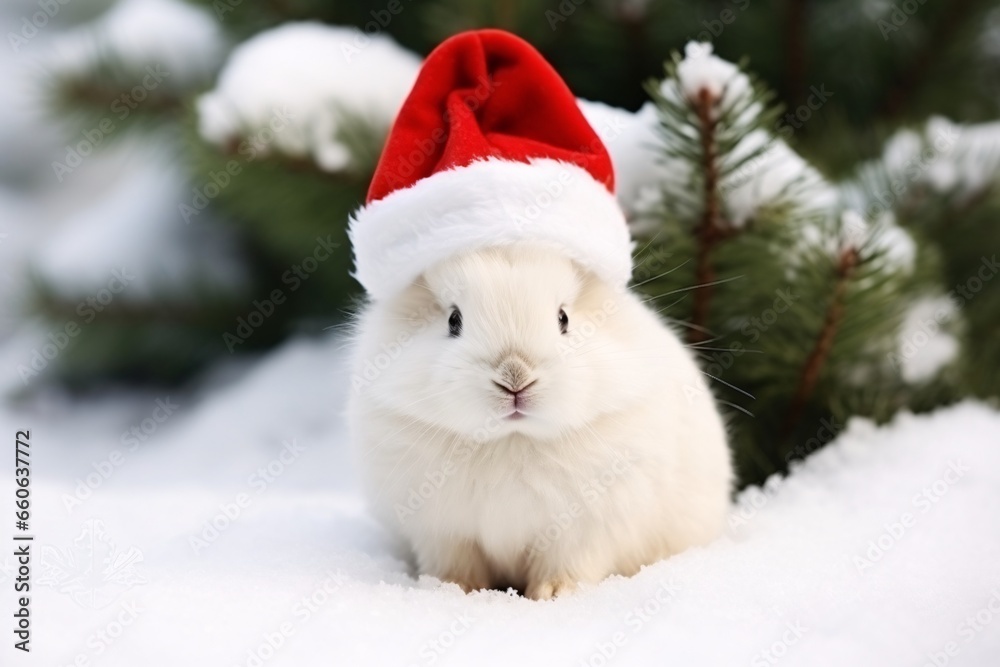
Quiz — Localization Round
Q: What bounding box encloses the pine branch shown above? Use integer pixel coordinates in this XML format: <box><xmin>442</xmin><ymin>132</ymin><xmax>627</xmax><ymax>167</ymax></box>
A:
<box><xmin>690</xmin><ymin>88</ymin><xmax>738</xmax><ymax>344</ymax></box>
<box><xmin>42</xmin><ymin>40</ymin><xmax>216</xmax><ymax>138</ymax></box>
<box><xmin>265</xmin><ymin>0</ymin><xmax>294</xmax><ymax>16</ymax></box>
<box><xmin>216</xmin><ymin>137</ymin><xmax>370</xmax><ymax>185</ymax></box>
<box><xmin>60</xmin><ymin>78</ymin><xmax>182</xmax><ymax>115</ymax></box>
<box><xmin>209</xmin><ymin>107</ymin><xmax>383</xmax><ymax>184</ymax></box>
<box><xmin>784</xmin><ymin>246</ymin><xmax>859</xmax><ymax>436</ymax></box>
<box><xmin>35</xmin><ymin>292</ymin><xmax>239</xmax><ymax>326</ymax></box>
<box><xmin>783</xmin><ymin>0</ymin><xmax>809</xmax><ymax>106</ymax></box>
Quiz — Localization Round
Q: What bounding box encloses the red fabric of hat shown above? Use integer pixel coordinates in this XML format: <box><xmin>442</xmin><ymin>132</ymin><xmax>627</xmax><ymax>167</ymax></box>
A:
<box><xmin>367</xmin><ymin>29</ymin><xmax>614</xmax><ymax>203</ymax></box>
<box><xmin>349</xmin><ymin>29</ymin><xmax>632</xmax><ymax>302</ymax></box>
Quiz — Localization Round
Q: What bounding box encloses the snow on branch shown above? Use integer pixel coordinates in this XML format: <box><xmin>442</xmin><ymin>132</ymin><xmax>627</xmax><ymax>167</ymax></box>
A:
<box><xmin>843</xmin><ymin>116</ymin><xmax>1000</xmax><ymax>224</ymax></box>
<box><xmin>674</xmin><ymin>41</ymin><xmax>753</xmax><ymax>116</ymax></box>
<box><xmin>631</xmin><ymin>43</ymin><xmax>840</xmax><ymax>341</ymax></box>
<box><xmin>798</xmin><ymin>210</ymin><xmax>917</xmax><ymax>276</ymax></box>
<box><xmin>48</xmin><ymin>0</ymin><xmax>225</xmax><ymax>91</ymax></box>
<box><xmin>590</xmin><ymin>43</ymin><xmax>836</xmax><ymax>233</ymax></box>
<box><xmin>196</xmin><ymin>22</ymin><xmax>420</xmax><ymax>172</ymax></box>
<box><xmin>30</xmin><ymin>142</ymin><xmax>248</xmax><ymax>304</ymax></box>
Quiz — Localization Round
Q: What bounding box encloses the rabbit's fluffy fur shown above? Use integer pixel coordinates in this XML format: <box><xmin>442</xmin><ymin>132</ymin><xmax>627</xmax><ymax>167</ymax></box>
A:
<box><xmin>348</xmin><ymin>243</ymin><xmax>732</xmax><ymax>599</ymax></box>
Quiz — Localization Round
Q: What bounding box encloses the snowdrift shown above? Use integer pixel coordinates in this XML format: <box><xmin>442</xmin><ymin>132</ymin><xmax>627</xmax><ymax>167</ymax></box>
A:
<box><xmin>2</xmin><ymin>336</ymin><xmax>999</xmax><ymax>666</ymax></box>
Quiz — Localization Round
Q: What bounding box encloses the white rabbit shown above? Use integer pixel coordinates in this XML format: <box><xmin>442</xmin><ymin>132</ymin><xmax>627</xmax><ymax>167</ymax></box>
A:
<box><xmin>347</xmin><ymin>242</ymin><xmax>732</xmax><ymax>600</ymax></box>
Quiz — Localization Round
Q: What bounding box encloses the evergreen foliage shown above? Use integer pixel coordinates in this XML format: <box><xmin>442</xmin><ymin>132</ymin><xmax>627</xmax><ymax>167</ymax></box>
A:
<box><xmin>31</xmin><ymin>0</ymin><xmax>1000</xmax><ymax>486</ymax></box>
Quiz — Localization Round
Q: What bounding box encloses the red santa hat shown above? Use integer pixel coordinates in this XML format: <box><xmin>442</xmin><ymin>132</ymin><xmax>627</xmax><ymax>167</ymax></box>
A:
<box><xmin>348</xmin><ymin>29</ymin><xmax>633</xmax><ymax>301</ymax></box>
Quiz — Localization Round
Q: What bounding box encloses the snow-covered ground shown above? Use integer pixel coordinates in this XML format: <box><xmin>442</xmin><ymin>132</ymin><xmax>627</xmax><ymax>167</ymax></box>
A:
<box><xmin>1</xmin><ymin>4</ymin><xmax>998</xmax><ymax>665</ymax></box>
<box><xmin>1</xmin><ymin>334</ymin><xmax>998</xmax><ymax>667</ymax></box>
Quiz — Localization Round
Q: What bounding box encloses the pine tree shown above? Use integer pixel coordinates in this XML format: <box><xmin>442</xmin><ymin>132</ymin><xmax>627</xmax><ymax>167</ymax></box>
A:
<box><xmin>30</xmin><ymin>0</ymin><xmax>1000</xmax><ymax>486</ymax></box>
<box><xmin>629</xmin><ymin>43</ymin><xmax>949</xmax><ymax>483</ymax></box>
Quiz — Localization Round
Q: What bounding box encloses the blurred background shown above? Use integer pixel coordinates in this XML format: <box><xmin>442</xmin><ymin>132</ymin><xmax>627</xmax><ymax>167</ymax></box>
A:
<box><xmin>2</xmin><ymin>0</ymin><xmax>999</xmax><ymax>487</ymax></box>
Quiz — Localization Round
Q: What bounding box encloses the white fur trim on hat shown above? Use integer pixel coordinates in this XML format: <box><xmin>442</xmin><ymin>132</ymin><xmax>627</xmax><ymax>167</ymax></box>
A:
<box><xmin>349</xmin><ymin>158</ymin><xmax>634</xmax><ymax>301</ymax></box>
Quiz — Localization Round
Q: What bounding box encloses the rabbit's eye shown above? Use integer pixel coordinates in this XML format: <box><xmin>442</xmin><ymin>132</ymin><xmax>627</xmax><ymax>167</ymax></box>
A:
<box><xmin>558</xmin><ymin>308</ymin><xmax>569</xmax><ymax>334</ymax></box>
<box><xmin>448</xmin><ymin>307</ymin><xmax>462</xmax><ymax>338</ymax></box>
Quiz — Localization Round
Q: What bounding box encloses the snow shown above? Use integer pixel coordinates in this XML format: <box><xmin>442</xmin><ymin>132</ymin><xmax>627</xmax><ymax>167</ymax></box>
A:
<box><xmin>0</xmin><ymin>27</ymin><xmax>57</xmax><ymax>181</ymax></box>
<box><xmin>882</xmin><ymin>128</ymin><xmax>924</xmax><ymax>179</ymax></box>
<box><xmin>28</xmin><ymin>142</ymin><xmax>249</xmax><ymax>303</ymax></box>
<box><xmin>567</xmin><ymin>98</ymin><xmax>676</xmax><ymax>226</ymax></box>
<box><xmin>48</xmin><ymin>0</ymin><xmax>225</xmax><ymax>87</ymax></box>
<box><xmin>1</xmin><ymin>14</ymin><xmax>997</xmax><ymax>665</ymax></box>
<box><xmin>842</xmin><ymin>209</ymin><xmax>918</xmax><ymax>273</ymax></box>
<box><xmin>723</xmin><ymin>133</ymin><xmax>838</xmax><ymax>228</ymax></box>
<box><xmin>797</xmin><ymin>210</ymin><xmax>917</xmax><ymax>276</ymax></box>
<box><xmin>2</xmin><ymin>331</ymin><xmax>999</xmax><ymax>666</ymax></box>
<box><xmin>577</xmin><ymin>98</ymin><xmax>684</xmax><ymax>219</ymax></box>
<box><xmin>896</xmin><ymin>295</ymin><xmax>960</xmax><ymax>383</ymax></box>
<box><xmin>197</xmin><ymin>22</ymin><xmax>421</xmax><ymax>172</ymax></box>
<box><xmin>581</xmin><ymin>47</ymin><xmax>836</xmax><ymax>230</ymax></box>
<box><xmin>0</xmin><ymin>189</ymin><xmax>38</xmax><ymax>332</ymax></box>
<box><xmin>982</xmin><ymin>6</ymin><xmax>1000</xmax><ymax>60</ymax></box>
<box><xmin>923</xmin><ymin>117</ymin><xmax>1000</xmax><ymax>198</ymax></box>
<box><xmin>675</xmin><ymin>41</ymin><xmax>752</xmax><ymax>111</ymax></box>
<box><xmin>861</xmin><ymin>116</ymin><xmax>1000</xmax><ymax>210</ymax></box>
<box><xmin>868</xmin><ymin>213</ymin><xmax>918</xmax><ymax>273</ymax></box>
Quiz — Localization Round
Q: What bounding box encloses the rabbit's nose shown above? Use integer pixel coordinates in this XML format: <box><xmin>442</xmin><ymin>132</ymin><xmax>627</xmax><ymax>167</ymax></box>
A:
<box><xmin>492</xmin><ymin>378</ymin><xmax>538</xmax><ymax>395</ymax></box>
<box><xmin>494</xmin><ymin>356</ymin><xmax>536</xmax><ymax>394</ymax></box>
